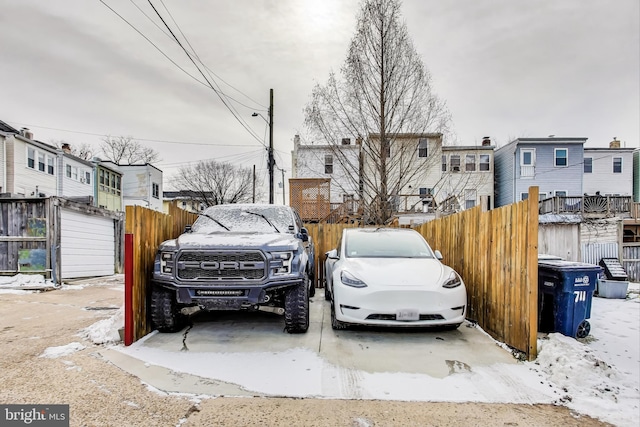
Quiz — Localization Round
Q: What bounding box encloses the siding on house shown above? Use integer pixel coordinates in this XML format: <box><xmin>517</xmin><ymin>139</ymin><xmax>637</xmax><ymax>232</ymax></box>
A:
<box><xmin>59</xmin><ymin>153</ymin><xmax>94</xmax><ymax>199</ymax></box>
<box><xmin>118</xmin><ymin>163</ymin><xmax>164</xmax><ymax>212</ymax></box>
<box><xmin>440</xmin><ymin>145</ymin><xmax>494</xmax><ymax>210</ymax></box>
<box><xmin>3</xmin><ymin>134</ymin><xmax>58</xmax><ymax>196</ymax></box>
<box><xmin>583</xmin><ymin>148</ymin><xmax>634</xmax><ymax>196</ymax></box>
<box><xmin>495</xmin><ymin>137</ymin><xmax>586</xmax><ymax>207</ymax></box>
<box><xmin>292</xmin><ymin>136</ymin><xmax>360</xmax><ymax>205</ymax></box>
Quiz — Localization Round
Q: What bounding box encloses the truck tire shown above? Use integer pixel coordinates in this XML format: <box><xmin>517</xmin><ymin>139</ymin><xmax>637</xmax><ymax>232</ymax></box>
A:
<box><xmin>284</xmin><ymin>277</ymin><xmax>309</xmax><ymax>333</ymax></box>
<box><xmin>150</xmin><ymin>287</ymin><xmax>186</xmax><ymax>333</ymax></box>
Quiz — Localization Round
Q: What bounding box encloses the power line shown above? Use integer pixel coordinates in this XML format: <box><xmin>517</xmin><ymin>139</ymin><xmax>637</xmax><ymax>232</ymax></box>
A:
<box><xmin>6</xmin><ymin>121</ymin><xmax>259</xmax><ymax>147</ymax></box>
<box><xmin>144</xmin><ymin>0</ymin><xmax>266</xmax><ymax>146</ymax></box>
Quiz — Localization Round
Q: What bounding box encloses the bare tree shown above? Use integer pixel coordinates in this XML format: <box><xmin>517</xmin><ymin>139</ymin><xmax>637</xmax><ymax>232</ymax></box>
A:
<box><xmin>171</xmin><ymin>160</ymin><xmax>256</xmax><ymax>207</ymax></box>
<box><xmin>100</xmin><ymin>136</ymin><xmax>160</xmax><ymax>164</ymax></box>
<box><xmin>51</xmin><ymin>140</ymin><xmax>94</xmax><ymax>160</ymax></box>
<box><xmin>304</xmin><ymin>0</ymin><xmax>450</xmax><ymax>224</ymax></box>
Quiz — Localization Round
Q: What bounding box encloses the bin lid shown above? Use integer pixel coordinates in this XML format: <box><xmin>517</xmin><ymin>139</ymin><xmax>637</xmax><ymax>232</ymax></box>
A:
<box><xmin>538</xmin><ymin>260</ymin><xmax>602</xmax><ymax>272</ymax></box>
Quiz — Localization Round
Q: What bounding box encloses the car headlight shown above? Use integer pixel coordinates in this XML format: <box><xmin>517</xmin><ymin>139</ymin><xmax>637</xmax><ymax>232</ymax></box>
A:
<box><xmin>442</xmin><ymin>271</ymin><xmax>462</xmax><ymax>288</ymax></box>
<box><xmin>271</xmin><ymin>251</ymin><xmax>293</xmax><ymax>275</ymax></box>
<box><xmin>160</xmin><ymin>251</ymin><xmax>175</xmax><ymax>275</ymax></box>
<box><xmin>340</xmin><ymin>270</ymin><xmax>367</xmax><ymax>288</ymax></box>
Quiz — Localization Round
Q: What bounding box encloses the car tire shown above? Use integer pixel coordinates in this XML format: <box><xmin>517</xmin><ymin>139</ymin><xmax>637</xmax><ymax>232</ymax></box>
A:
<box><xmin>150</xmin><ymin>287</ymin><xmax>186</xmax><ymax>333</ymax></box>
<box><xmin>324</xmin><ymin>284</ymin><xmax>331</xmax><ymax>301</ymax></box>
<box><xmin>284</xmin><ymin>278</ymin><xmax>309</xmax><ymax>334</ymax></box>
<box><xmin>330</xmin><ymin>299</ymin><xmax>348</xmax><ymax>330</ymax></box>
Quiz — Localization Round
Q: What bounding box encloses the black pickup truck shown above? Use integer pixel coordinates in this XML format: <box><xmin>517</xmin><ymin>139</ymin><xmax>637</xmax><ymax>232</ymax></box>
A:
<box><xmin>150</xmin><ymin>204</ymin><xmax>314</xmax><ymax>334</ymax></box>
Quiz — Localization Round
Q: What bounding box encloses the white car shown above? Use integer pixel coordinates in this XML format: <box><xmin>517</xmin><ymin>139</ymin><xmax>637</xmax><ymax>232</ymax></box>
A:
<box><xmin>325</xmin><ymin>228</ymin><xmax>467</xmax><ymax>330</ymax></box>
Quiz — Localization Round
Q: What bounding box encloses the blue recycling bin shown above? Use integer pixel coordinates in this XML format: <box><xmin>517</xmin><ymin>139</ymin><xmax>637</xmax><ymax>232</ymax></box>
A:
<box><xmin>538</xmin><ymin>260</ymin><xmax>601</xmax><ymax>338</ymax></box>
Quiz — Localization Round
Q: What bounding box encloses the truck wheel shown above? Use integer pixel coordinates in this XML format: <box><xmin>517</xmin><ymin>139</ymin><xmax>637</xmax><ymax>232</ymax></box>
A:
<box><xmin>309</xmin><ymin>274</ymin><xmax>316</xmax><ymax>298</ymax></box>
<box><xmin>284</xmin><ymin>278</ymin><xmax>309</xmax><ymax>333</ymax></box>
<box><xmin>150</xmin><ymin>287</ymin><xmax>186</xmax><ymax>333</ymax></box>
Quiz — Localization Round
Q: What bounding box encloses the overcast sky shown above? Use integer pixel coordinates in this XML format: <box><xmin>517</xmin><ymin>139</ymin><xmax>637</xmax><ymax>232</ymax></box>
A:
<box><xmin>1</xmin><ymin>0</ymin><xmax>638</xmax><ymax>195</ymax></box>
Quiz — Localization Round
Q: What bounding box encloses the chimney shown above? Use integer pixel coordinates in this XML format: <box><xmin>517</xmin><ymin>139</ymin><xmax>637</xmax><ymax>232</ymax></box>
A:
<box><xmin>20</xmin><ymin>127</ymin><xmax>34</xmax><ymax>139</ymax></box>
<box><xmin>482</xmin><ymin>136</ymin><xmax>491</xmax><ymax>146</ymax></box>
<box><xmin>61</xmin><ymin>143</ymin><xmax>72</xmax><ymax>154</ymax></box>
<box><xmin>610</xmin><ymin>137</ymin><xmax>620</xmax><ymax>148</ymax></box>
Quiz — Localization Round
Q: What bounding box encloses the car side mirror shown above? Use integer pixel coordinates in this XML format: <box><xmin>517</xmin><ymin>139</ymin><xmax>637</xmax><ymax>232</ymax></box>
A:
<box><xmin>434</xmin><ymin>250</ymin><xmax>443</xmax><ymax>260</ymax></box>
<box><xmin>299</xmin><ymin>227</ymin><xmax>309</xmax><ymax>242</ymax></box>
<box><xmin>184</xmin><ymin>225</ymin><xmax>192</xmax><ymax>233</ymax></box>
<box><xmin>326</xmin><ymin>249</ymin><xmax>339</xmax><ymax>260</ymax></box>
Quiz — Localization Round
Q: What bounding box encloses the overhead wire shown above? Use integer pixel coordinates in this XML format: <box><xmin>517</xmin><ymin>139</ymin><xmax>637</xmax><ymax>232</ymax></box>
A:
<box><xmin>144</xmin><ymin>0</ymin><xmax>266</xmax><ymax>147</ymax></box>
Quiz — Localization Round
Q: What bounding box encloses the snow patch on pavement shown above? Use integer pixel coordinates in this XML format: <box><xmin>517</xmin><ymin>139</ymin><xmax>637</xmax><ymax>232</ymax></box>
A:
<box><xmin>40</xmin><ymin>342</ymin><xmax>86</xmax><ymax>358</ymax></box>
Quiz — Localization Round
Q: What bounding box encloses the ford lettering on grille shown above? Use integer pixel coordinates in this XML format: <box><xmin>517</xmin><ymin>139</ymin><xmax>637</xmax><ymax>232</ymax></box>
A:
<box><xmin>177</xmin><ymin>251</ymin><xmax>266</xmax><ymax>281</ymax></box>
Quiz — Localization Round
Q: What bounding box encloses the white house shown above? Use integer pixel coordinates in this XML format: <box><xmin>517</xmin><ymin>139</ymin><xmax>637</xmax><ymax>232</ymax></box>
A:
<box><xmin>58</xmin><ymin>143</ymin><xmax>95</xmax><ymax>201</ymax></box>
<box><xmin>115</xmin><ymin>163</ymin><xmax>164</xmax><ymax>212</ymax></box>
<box><xmin>583</xmin><ymin>140</ymin><xmax>634</xmax><ymax>196</ymax></box>
<box><xmin>0</xmin><ymin>122</ymin><xmax>58</xmax><ymax>197</ymax></box>
<box><xmin>292</xmin><ymin>134</ymin><xmax>360</xmax><ymax>205</ymax></box>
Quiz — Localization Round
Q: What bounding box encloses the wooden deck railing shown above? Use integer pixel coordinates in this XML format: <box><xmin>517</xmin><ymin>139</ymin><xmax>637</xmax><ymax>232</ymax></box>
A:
<box><xmin>539</xmin><ymin>195</ymin><xmax>632</xmax><ymax>217</ymax></box>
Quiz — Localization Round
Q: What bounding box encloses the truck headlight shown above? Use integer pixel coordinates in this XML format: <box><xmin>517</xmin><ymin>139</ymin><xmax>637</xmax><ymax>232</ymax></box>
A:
<box><xmin>160</xmin><ymin>251</ymin><xmax>175</xmax><ymax>274</ymax></box>
<box><xmin>271</xmin><ymin>251</ymin><xmax>292</xmax><ymax>275</ymax></box>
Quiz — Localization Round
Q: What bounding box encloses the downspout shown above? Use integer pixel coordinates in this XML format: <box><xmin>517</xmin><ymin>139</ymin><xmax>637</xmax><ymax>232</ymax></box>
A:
<box><xmin>2</xmin><ymin>137</ymin><xmax>6</xmax><ymax>193</ymax></box>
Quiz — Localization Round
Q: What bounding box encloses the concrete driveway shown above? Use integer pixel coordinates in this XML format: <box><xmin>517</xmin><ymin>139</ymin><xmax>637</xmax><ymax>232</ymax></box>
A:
<box><xmin>102</xmin><ymin>289</ymin><xmax>527</xmax><ymax>400</ymax></box>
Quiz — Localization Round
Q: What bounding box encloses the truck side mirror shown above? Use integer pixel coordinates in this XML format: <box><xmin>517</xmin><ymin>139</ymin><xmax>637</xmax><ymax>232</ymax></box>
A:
<box><xmin>299</xmin><ymin>227</ymin><xmax>309</xmax><ymax>242</ymax></box>
<box><xmin>184</xmin><ymin>225</ymin><xmax>192</xmax><ymax>233</ymax></box>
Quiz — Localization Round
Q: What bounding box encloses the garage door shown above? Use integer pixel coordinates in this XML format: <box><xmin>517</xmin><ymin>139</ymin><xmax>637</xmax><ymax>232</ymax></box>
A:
<box><xmin>61</xmin><ymin>209</ymin><xmax>115</xmax><ymax>279</ymax></box>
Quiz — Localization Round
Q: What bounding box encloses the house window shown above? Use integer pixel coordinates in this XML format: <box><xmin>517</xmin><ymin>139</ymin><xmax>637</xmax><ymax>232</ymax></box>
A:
<box><xmin>99</xmin><ymin>169</ymin><xmax>105</xmax><ymax>186</ymax></box>
<box><xmin>84</xmin><ymin>171</ymin><xmax>91</xmax><ymax>184</ymax></box>
<box><xmin>341</xmin><ymin>138</ymin><xmax>351</xmax><ymax>145</ymax></box>
<box><xmin>521</xmin><ymin>193</ymin><xmax>529</xmax><ymax>201</ymax></box>
<box><xmin>613</xmin><ymin>157</ymin><xmax>622</xmax><ymax>173</ymax></box>
<box><xmin>419</xmin><ymin>188</ymin><xmax>433</xmax><ymax>199</ymax></box>
<box><xmin>554</xmin><ymin>148</ymin><xmax>568</xmax><ymax>167</ymax></box>
<box><xmin>384</xmin><ymin>139</ymin><xmax>391</xmax><ymax>158</ymax></box>
<box><xmin>584</xmin><ymin>157</ymin><xmax>593</xmax><ymax>173</ymax></box>
<box><xmin>47</xmin><ymin>157</ymin><xmax>54</xmax><ymax>175</ymax></box>
<box><xmin>555</xmin><ymin>190</ymin><xmax>567</xmax><ymax>197</ymax></box>
<box><xmin>441</xmin><ymin>155</ymin><xmax>447</xmax><ymax>172</ymax></box>
<box><xmin>418</xmin><ymin>138</ymin><xmax>429</xmax><ymax>158</ymax></box>
<box><xmin>479</xmin><ymin>154</ymin><xmax>490</xmax><ymax>171</ymax></box>
<box><xmin>38</xmin><ymin>153</ymin><xmax>45</xmax><ymax>172</ymax></box>
<box><xmin>465</xmin><ymin>189</ymin><xmax>476</xmax><ymax>209</ymax></box>
<box><xmin>66</xmin><ymin>164</ymin><xmax>72</xmax><ymax>178</ymax></box>
<box><xmin>465</xmin><ymin>154</ymin><xmax>476</xmax><ymax>172</ymax></box>
<box><xmin>72</xmin><ymin>167</ymin><xmax>78</xmax><ymax>180</ymax></box>
<box><xmin>520</xmin><ymin>148</ymin><xmax>536</xmax><ymax>177</ymax></box>
<box><xmin>116</xmin><ymin>175</ymin><xmax>121</xmax><ymax>191</ymax></box>
<box><xmin>324</xmin><ymin>154</ymin><xmax>333</xmax><ymax>174</ymax></box>
<box><xmin>152</xmin><ymin>182</ymin><xmax>159</xmax><ymax>199</ymax></box>
<box><xmin>539</xmin><ymin>192</ymin><xmax>547</xmax><ymax>200</ymax></box>
<box><xmin>450</xmin><ymin>155</ymin><xmax>461</xmax><ymax>172</ymax></box>
<box><xmin>27</xmin><ymin>148</ymin><xmax>35</xmax><ymax>169</ymax></box>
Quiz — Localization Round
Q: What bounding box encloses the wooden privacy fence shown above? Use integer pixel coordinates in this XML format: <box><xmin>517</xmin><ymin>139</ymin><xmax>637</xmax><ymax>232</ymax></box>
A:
<box><xmin>125</xmin><ymin>202</ymin><xmax>198</xmax><ymax>342</ymax></box>
<box><xmin>416</xmin><ymin>187</ymin><xmax>539</xmax><ymax>360</ymax></box>
<box><xmin>307</xmin><ymin>187</ymin><xmax>539</xmax><ymax>360</ymax></box>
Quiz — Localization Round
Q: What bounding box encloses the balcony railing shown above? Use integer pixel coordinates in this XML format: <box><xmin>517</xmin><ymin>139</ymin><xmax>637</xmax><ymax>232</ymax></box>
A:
<box><xmin>539</xmin><ymin>195</ymin><xmax>632</xmax><ymax>217</ymax></box>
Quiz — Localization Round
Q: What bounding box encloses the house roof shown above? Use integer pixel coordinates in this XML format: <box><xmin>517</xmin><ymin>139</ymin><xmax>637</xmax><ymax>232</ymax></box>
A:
<box><xmin>443</xmin><ymin>145</ymin><xmax>494</xmax><ymax>152</ymax></box>
<box><xmin>0</xmin><ymin>119</ymin><xmax>19</xmax><ymax>134</ymax></box>
<box><xmin>495</xmin><ymin>137</ymin><xmax>588</xmax><ymax>154</ymax></box>
<box><xmin>164</xmin><ymin>190</ymin><xmax>213</xmax><ymax>199</ymax></box>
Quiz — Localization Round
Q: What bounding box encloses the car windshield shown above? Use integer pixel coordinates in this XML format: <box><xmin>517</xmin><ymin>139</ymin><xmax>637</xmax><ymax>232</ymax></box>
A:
<box><xmin>345</xmin><ymin>229</ymin><xmax>434</xmax><ymax>258</ymax></box>
<box><xmin>191</xmin><ymin>205</ymin><xmax>294</xmax><ymax>234</ymax></box>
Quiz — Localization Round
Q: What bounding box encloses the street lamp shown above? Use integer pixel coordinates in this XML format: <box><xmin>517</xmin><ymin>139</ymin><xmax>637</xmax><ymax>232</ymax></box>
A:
<box><xmin>252</xmin><ymin>89</ymin><xmax>274</xmax><ymax>204</ymax></box>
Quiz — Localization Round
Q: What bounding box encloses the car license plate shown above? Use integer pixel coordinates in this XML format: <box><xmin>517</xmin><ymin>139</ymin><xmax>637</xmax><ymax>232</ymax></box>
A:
<box><xmin>396</xmin><ymin>309</ymin><xmax>419</xmax><ymax>321</ymax></box>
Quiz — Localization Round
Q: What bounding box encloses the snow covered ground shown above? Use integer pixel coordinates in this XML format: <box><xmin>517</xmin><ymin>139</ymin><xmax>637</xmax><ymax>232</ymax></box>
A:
<box><xmin>5</xmin><ymin>275</ymin><xmax>638</xmax><ymax>427</ymax></box>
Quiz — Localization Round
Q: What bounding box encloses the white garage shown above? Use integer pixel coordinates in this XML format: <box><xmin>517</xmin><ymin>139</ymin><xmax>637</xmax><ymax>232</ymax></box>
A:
<box><xmin>61</xmin><ymin>208</ymin><xmax>116</xmax><ymax>279</ymax></box>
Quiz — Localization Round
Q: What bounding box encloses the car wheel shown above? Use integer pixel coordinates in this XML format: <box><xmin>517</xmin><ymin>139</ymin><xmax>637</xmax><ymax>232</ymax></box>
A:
<box><xmin>284</xmin><ymin>277</ymin><xmax>309</xmax><ymax>333</ymax></box>
<box><xmin>150</xmin><ymin>287</ymin><xmax>186</xmax><ymax>333</ymax></box>
<box><xmin>330</xmin><ymin>299</ymin><xmax>348</xmax><ymax>330</ymax></box>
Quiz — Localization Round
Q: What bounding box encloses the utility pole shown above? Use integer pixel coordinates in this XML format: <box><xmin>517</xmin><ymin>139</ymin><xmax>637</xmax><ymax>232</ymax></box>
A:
<box><xmin>280</xmin><ymin>167</ymin><xmax>285</xmax><ymax>205</ymax></box>
<box><xmin>268</xmin><ymin>88</ymin><xmax>274</xmax><ymax>204</ymax></box>
<box><xmin>252</xmin><ymin>164</ymin><xmax>256</xmax><ymax>203</ymax></box>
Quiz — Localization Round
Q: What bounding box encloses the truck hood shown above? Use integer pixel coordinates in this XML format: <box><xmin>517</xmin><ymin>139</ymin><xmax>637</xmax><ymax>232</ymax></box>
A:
<box><xmin>164</xmin><ymin>232</ymin><xmax>300</xmax><ymax>252</ymax></box>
